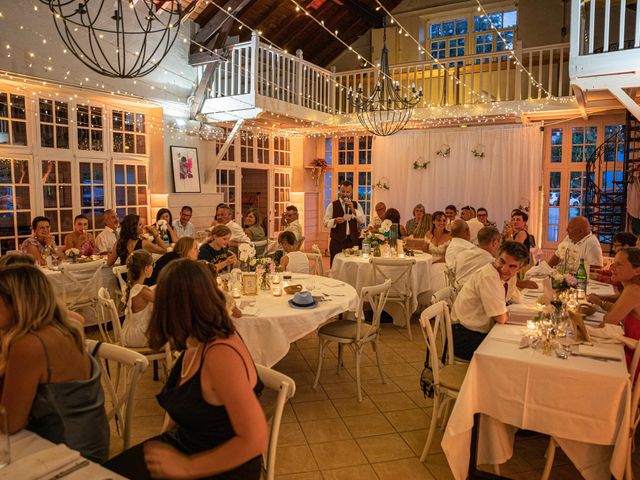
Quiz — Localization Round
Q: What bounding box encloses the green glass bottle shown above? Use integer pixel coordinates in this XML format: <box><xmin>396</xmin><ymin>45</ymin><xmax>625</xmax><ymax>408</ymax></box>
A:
<box><xmin>575</xmin><ymin>258</ymin><xmax>587</xmax><ymax>299</ymax></box>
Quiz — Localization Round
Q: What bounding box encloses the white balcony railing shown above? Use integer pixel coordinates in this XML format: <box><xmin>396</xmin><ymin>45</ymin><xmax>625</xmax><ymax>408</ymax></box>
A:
<box><xmin>570</xmin><ymin>0</ymin><xmax>640</xmax><ymax>77</ymax></box>
<box><xmin>205</xmin><ymin>33</ymin><xmax>571</xmax><ymax>120</ymax></box>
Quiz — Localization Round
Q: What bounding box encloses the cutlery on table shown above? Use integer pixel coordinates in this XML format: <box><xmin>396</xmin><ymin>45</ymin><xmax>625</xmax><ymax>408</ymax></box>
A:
<box><xmin>47</xmin><ymin>460</ymin><xmax>90</xmax><ymax>480</ymax></box>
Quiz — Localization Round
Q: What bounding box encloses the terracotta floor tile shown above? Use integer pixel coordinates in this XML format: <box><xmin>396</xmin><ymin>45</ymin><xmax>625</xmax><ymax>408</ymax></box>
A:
<box><xmin>342</xmin><ymin>413</ymin><xmax>396</xmax><ymax>438</ymax></box>
<box><xmin>331</xmin><ymin>396</ymin><xmax>379</xmax><ymax>417</ymax></box>
<box><xmin>372</xmin><ymin>457</ymin><xmax>435</xmax><ymax>480</ymax></box>
<box><xmin>292</xmin><ymin>400</ymin><xmax>339</xmax><ymax>422</ymax></box>
<box><xmin>384</xmin><ymin>408</ymin><xmax>429</xmax><ymax>432</ymax></box>
<box><xmin>290</xmin><ymin>384</ymin><xmax>329</xmax><ymax>404</ymax></box>
<box><xmin>275</xmin><ymin>472</ymin><xmax>323</xmax><ymax>480</ymax></box>
<box><xmin>308</xmin><ymin>439</ymin><xmax>368</xmax><ymax>469</ymax></box>
<box><xmin>275</xmin><ymin>445</ymin><xmax>319</xmax><ymax>475</ymax></box>
<box><xmin>321</xmin><ymin>464</ymin><xmax>378</xmax><ymax>480</ymax></box>
<box><xmin>300</xmin><ymin>418</ymin><xmax>352</xmax><ymax>444</ymax></box>
<box><xmin>356</xmin><ymin>433</ymin><xmax>414</xmax><ymax>463</ymax></box>
<box><xmin>278</xmin><ymin>422</ymin><xmax>308</xmax><ymax>447</ymax></box>
<box><xmin>369</xmin><ymin>392</ymin><xmax>417</xmax><ymax>412</ymax></box>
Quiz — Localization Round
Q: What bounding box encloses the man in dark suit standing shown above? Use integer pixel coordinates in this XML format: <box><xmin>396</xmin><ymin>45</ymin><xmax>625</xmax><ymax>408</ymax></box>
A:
<box><xmin>324</xmin><ymin>180</ymin><xmax>366</xmax><ymax>266</ymax></box>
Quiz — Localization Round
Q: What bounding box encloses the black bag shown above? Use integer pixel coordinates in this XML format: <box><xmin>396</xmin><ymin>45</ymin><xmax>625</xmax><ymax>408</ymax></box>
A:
<box><xmin>420</xmin><ymin>361</ymin><xmax>435</xmax><ymax>398</ymax></box>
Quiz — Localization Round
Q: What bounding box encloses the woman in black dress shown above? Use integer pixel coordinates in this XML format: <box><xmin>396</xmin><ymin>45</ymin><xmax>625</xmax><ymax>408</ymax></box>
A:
<box><xmin>107</xmin><ymin>213</ymin><xmax>166</xmax><ymax>266</ymax></box>
<box><xmin>104</xmin><ymin>259</ymin><xmax>268</xmax><ymax>479</ymax></box>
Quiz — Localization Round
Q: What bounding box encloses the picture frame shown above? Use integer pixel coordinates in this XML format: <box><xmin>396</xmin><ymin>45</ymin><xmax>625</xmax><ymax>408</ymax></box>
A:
<box><xmin>242</xmin><ymin>272</ymin><xmax>258</xmax><ymax>296</ymax></box>
<box><xmin>170</xmin><ymin>146</ymin><xmax>201</xmax><ymax>193</ymax></box>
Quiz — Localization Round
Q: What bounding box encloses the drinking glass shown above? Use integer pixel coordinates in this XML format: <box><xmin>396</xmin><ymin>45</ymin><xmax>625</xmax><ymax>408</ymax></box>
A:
<box><xmin>0</xmin><ymin>405</ymin><xmax>10</xmax><ymax>469</ymax></box>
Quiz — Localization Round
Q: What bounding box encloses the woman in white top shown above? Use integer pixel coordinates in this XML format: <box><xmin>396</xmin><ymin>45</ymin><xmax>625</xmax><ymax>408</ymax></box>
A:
<box><xmin>425</xmin><ymin>211</ymin><xmax>452</xmax><ymax>292</ymax></box>
<box><xmin>122</xmin><ymin>250</ymin><xmax>155</xmax><ymax>348</ymax></box>
<box><xmin>278</xmin><ymin>231</ymin><xmax>309</xmax><ymax>274</ymax></box>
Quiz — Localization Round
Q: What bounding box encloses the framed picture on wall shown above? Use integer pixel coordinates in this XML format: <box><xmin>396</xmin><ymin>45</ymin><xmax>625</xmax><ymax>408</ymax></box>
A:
<box><xmin>170</xmin><ymin>146</ymin><xmax>201</xmax><ymax>193</ymax></box>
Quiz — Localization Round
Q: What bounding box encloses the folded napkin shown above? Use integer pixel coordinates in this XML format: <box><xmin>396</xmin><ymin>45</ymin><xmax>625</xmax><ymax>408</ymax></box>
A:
<box><xmin>577</xmin><ymin>344</ymin><xmax>623</xmax><ymax>360</ymax></box>
<box><xmin>240</xmin><ymin>305</ymin><xmax>258</xmax><ymax>317</ymax></box>
<box><xmin>508</xmin><ymin>304</ymin><xmax>539</xmax><ymax>325</ymax></box>
<box><xmin>586</xmin><ymin>324</ymin><xmax>638</xmax><ymax>349</ymax></box>
<box><xmin>524</xmin><ymin>261</ymin><xmax>553</xmax><ymax>280</ymax></box>
<box><xmin>0</xmin><ymin>444</ymin><xmax>80</xmax><ymax>480</ymax></box>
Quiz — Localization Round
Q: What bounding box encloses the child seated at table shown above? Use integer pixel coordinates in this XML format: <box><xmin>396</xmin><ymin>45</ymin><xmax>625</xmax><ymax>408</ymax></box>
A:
<box><xmin>122</xmin><ymin>250</ymin><xmax>155</xmax><ymax>348</ymax></box>
<box><xmin>278</xmin><ymin>231</ymin><xmax>309</xmax><ymax>274</ymax></box>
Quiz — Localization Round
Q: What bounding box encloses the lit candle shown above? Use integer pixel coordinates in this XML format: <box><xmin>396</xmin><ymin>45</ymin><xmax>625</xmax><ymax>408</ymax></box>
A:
<box><xmin>271</xmin><ymin>285</ymin><xmax>282</xmax><ymax>296</ymax></box>
<box><xmin>362</xmin><ymin>253</ymin><xmax>369</xmax><ymax>259</ymax></box>
<box><xmin>232</xmin><ymin>286</ymin><xmax>241</xmax><ymax>299</ymax></box>
<box><xmin>526</xmin><ymin>319</ymin><xmax>536</xmax><ymax>331</ymax></box>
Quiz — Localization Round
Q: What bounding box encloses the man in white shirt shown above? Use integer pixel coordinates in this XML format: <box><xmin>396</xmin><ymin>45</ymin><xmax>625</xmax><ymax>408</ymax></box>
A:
<box><xmin>95</xmin><ymin>209</ymin><xmax>119</xmax><ymax>254</ymax></box>
<box><xmin>173</xmin><ymin>206</ymin><xmax>196</xmax><ymax>239</ymax></box>
<box><xmin>445</xmin><ymin>204</ymin><xmax>458</xmax><ymax>225</ymax></box>
<box><xmin>548</xmin><ymin>216</ymin><xmax>603</xmax><ymax>271</ymax></box>
<box><xmin>454</xmin><ymin>226</ymin><xmax>502</xmax><ymax>288</ymax></box>
<box><xmin>461</xmin><ymin>206</ymin><xmax>484</xmax><ymax>244</ymax></box>
<box><xmin>451</xmin><ymin>241</ymin><xmax>529</xmax><ymax>360</ymax></box>
<box><xmin>324</xmin><ymin>180</ymin><xmax>366</xmax><ymax>265</ymax></box>
<box><xmin>283</xmin><ymin>205</ymin><xmax>303</xmax><ymax>241</ymax></box>
<box><xmin>213</xmin><ymin>203</ymin><xmax>250</xmax><ymax>247</ymax></box>
<box><xmin>445</xmin><ymin>219</ymin><xmax>474</xmax><ymax>270</ymax></box>
<box><xmin>371</xmin><ymin>202</ymin><xmax>386</xmax><ymax>228</ymax></box>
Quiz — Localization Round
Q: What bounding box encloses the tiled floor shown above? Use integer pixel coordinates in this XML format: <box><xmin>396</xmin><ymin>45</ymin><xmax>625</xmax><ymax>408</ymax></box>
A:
<box><xmin>106</xmin><ymin>320</ymin><xmax>640</xmax><ymax>479</ymax></box>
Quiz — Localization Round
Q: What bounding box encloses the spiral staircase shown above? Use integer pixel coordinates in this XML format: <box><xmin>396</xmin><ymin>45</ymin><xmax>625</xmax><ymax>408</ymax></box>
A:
<box><xmin>585</xmin><ymin>112</ymin><xmax>640</xmax><ymax>249</ymax></box>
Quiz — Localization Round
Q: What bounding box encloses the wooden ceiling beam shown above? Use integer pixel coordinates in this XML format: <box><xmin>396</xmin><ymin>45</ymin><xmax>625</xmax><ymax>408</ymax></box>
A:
<box><xmin>194</xmin><ymin>0</ymin><xmax>253</xmax><ymax>45</ymax></box>
<box><xmin>340</xmin><ymin>0</ymin><xmax>383</xmax><ymax>27</ymax></box>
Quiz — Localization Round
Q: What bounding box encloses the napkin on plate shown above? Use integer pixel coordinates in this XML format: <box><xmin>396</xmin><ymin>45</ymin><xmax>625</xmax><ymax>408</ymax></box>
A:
<box><xmin>507</xmin><ymin>304</ymin><xmax>539</xmax><ymax>325</ymax></box>
<box><xmin>524</xmin><ymin>261</ymin><xmax>554</xmax><ymax>280</ymax></box>
<box><xmin>586</xmin><ymin>324</ymin><xmax>638</xmax><ymax>349</ymax></box>
<box><xmin>240</xmin><ymin>306</ymin><xmax>258</xmax><ymax>317</ymax></box>
<box><xmin>577</xmin><ymin>344</ymin><xmax>623</xmax><ymax>360</ymax></box>
<box><xmin>0</xmin><ymin>444</ymin><xmax>80</xmax><ymax>480</ymax></box>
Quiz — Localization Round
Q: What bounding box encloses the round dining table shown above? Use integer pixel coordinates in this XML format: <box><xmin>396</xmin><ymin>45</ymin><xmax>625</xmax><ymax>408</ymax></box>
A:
<box><xmin>232</xmin><ymin>273</ymin><xmax>358</xmax><ymax>367</ymax></box>
<box><xmin>330</xmin><ymin>252</ymin><xmax>433</xmax><ymax>319</ymax></box>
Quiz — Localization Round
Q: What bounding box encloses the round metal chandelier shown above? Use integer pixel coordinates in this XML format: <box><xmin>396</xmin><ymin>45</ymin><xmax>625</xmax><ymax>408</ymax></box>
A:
<box><xmin>40</xmin><ymin>0</ymin><xmax>182</xmax><ymax>78</ymax></box>
<box><xmin>348</xmin><ymin>23</ymin><xmax>422</xmax><ymax>136</ymax></box>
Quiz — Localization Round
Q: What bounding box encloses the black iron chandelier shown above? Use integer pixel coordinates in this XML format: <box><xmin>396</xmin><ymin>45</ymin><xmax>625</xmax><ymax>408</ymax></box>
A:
<box><xmin>40</xmin><ymin>0</ymin><xmax>182</xmax><ymax>78</ymax></box>
<box><xmin>348</xmin><ymin>22</ymin><xmax>422</xmax><ymax>136</ymax></box>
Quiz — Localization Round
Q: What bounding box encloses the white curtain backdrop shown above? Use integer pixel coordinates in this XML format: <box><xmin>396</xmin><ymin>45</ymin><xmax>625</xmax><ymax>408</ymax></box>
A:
<box><xmin>371</xmin><ymin>124</ymin><xmax>543</xmax><ymax>238</ymax></box>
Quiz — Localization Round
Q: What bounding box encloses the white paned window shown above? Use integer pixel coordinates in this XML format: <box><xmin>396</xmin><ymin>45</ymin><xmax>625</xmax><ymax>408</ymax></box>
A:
<box><xmin>79</xmin><ymin>161</ymin><xmax>105</xmax><ymax>234</ymax></box>
<box><xmin>216</xmin><ymin>168</ymin><xmax>237</xmax><ymax>215</ymax></box>
<box><xmin>42</xmin><ymin>159</ymin><xmax>73</xmax><ymax>245</ymax></box>
<box><xmin>113</xmin><ymin>162</ymin><xmax>149</xmax><ymax>223</ymax></box>
<box><xmin>39</xmin><ymin>99</ymin><xmax>69</xmax><ymax>149</ymax></box>
<box><xmin>112</xmin><ymin>110</ymin><xmax>146</xmax><ymax>154</ymax></box>
<box><xmin>0</xmin><ymin>93</ymin><xmax>27</xmax><ymax>146</ymax></box>
<box><xmin>273</xmin><ymin>171</ymin><xmax>291</xmax><ymax>232</ymax></box>
<box><xmin>273</xmin><ymin>136</ymin><xmax>290</xmax><ymax>166</ymax></box>
<box><xmin>0</xmin><ymin>158</ymin><xmax>31</xmax><ymax>254</ymax></box>
<box><xmin>77</xmin><ymin>105</ymin><xmax>104</xmax><ymax>151</ymax></box>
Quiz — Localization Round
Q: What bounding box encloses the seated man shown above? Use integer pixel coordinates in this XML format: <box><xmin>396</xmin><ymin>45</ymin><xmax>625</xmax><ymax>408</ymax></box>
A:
<box><xmin>476</xmin><ymin>207</ymin><xmax>497</xmax><ymax>228</ymax></box>
<box><xmin>95</xmin><ymin>209</ymin><xmax>120</xmax><ymax>254</ymax></box>
<box><xmin>548</xmin><ymin>216</ymin><xmax>603</xmax><ymax>271</ymax></box>
<box><xmin>461</xmin><ymin>206</ymin><xmax>484</xmax><ymax>244</ymax></box>
<box><xmin>370</xmin><ymin>202</ymin><xmax>386</xmax><ymax>228</ymax></box>
<box><xmin>454</xmin><ymin>226</ymin><xmax>502</xmax><ymax>289</ymax></box>
<box><xmin>451</xmin><ymin>241</ymin><xmax>529</xmax><ymax>360</ymax></box>
<box><xmin>445</xmin><ymin>219</ymin><xmax>474</xmax><ymax>271</ymax></box>
<box><xmin>282</xmin><ymin>205</ymin><xmax>303</xmax><ymax>241</ymax></box>
<box><xmin>173</xmin><ymin>205</ymin><xmax>196</xmax><ymax>239</ymax></box>
<box><xmin>211</xmin><ymin>203</ymin><xmax>250</xmax><ymax>247</ymax></box>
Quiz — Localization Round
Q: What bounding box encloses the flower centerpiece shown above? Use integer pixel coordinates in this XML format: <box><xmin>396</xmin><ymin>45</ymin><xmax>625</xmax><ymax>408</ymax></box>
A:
<box><xmin>254</xmin><ymin>257</ymin><xmax>276</xmax><ymax>290</ymax></box>
<box><xmin>364</xmin><ymin>221</ymin><xmax>391</xmax><ymax>257</ymax></box>
<box><xmin>550</xmin><ymin>271</ymin><xmax>577</xmax><ymax>293</ymax></box>
<box><xmin>238</xmin><ymin>243</ymin><xmax>257</xmax><ymax>271</ymax></box>
<box><xmin>555</xmin><ymin>244</ymin><xmax>580</xmax><ymax>274</ymax></box>
<box><xmin>65</xmin><ymin>248</ymin><xmax>80</xmax><ymax>263</ymax></box>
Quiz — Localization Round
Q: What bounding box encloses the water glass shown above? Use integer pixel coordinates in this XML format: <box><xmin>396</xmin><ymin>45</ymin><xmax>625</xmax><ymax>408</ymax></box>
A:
<box><xmin>0</xmin><ymin>405</ymin><xmax>10</xmax><ymax>469</ymax></box>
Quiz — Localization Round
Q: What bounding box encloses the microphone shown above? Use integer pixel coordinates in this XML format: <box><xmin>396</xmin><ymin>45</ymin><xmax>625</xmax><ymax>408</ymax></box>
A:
<box><xmin>342</xmin><ymin>196</ymin><xmax>350</xmax><ymax>214</ymax></box>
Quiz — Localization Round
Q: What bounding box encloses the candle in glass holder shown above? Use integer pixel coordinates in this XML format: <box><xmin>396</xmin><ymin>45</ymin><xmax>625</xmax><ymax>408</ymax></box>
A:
<box><xmin>271</xmin><ymin>284</ymin><xmax>282</xmax><ymax>296</ymax></box>
<box><xmin>362</xmin><ymin>252</ymin><xmax>369</xmax><ymax>259</ymax></box>
<box><xmin>526</xmin><ymin>319</ymin><xmax>537</xmax><ymax>332</ymax></box>
<box><xmin>231</xmin><ymin>285</ymin><xmax>242</xmax><ymax>298</ymax></box>
<box><xmin>397</xmin><ymin>239</ymin><xmax>404</xmax><ymax>256</ymax></box>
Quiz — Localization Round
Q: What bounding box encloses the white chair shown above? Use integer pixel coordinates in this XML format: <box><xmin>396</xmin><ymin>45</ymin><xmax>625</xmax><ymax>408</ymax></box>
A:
<box><xmin>370</xmin><ymin>257</ymin><xmax>416</xmax><ymax>340</ymax></box>
<box><xmin>253</xmin><ymin>239</ymin><xmax>268</xmax><ymax>257</ymax></box>
<box><xmin>256</xmin><ymin>364</ymin><xmax>296</xmax><ymax>480</ymax></box>
<box><xmin>59</xmin><ymin>259</ymin><xmax>106</xmax><ymax>317</ymax></box>
<box><xmin>418</xmin><ymin>301</ymin><xmax>468</xmax><ymax>461</ymax></box>
<box><xmin>85</xmin><ymin>339</ymin><xmax>149</xmax><ymax>451</ymax></box>
<box><xmin>431</xmin><ymin>286</ymin><xmax>456</xmax><ymax>309</ymax></box>
<box><xmin>306</xmin><ymin>252</ymin><xmax>324</xmax><ymax>276</ymax></box>
<box><xmin>97</xmin><ymin>287</ymin><xmax>173</xmax><ymax>382</ymax></box>
<box><xmin>541</xmin><ymin>340</ymin><xmax>640</xmax><ymax>480</ymax></box>
<box><xmin>112</xmin><ymin>265</ymin><xmax>127</xmax><ymax>308</ymax></box>
<box><xmin>313</xmin><ymin>279</ymin><xmax>392</xmax><ymax>402</ymax></box>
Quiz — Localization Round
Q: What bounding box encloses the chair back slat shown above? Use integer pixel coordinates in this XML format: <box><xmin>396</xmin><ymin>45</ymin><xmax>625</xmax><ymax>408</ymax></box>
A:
<box><xmin>305</xmin><ymin>252</ymin><xmax>324</xmax><ymax>276</ymax></box>
<box><xmin>419</xmin><ymin>301</ymin><xmax>455</xmax><ymax>386</ymax></box>
<box><xmin>431</xmin><ymin>287</ymin><xmax>456</xmax><ymax>310</ymax></box>
<box><xmin>59</xmin><ymin>259</ymin><xmax>106</xmax><ymax>309</ymax></box>
<box><xmin>97</xmin><ymin>288</ymin><xmax>124</xmax><ymax>344</ymax></box>
<box><xmin>369</xmin><ymin>258</ymin><xmax>415</xmax><ymax>299</ymax></box>
<box><xmin>355</xmin><ymin>279</ymin><xmax>392</xmax><ymax>341</ymax></box>
<box><xmin>85</xmin><ymin>339</ymin><xmax>149</xmax><ymax>451</ymax></box>
<box><xmin>256</xmin><ymin>364</ymin><xmax>296</xmax><ymax>480</ymax></box>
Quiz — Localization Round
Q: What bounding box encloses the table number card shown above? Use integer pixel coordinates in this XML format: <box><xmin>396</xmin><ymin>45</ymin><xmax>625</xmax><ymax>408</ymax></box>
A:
<box><xmin>242</xmin><ymin>273</ymin><xmax>258</xmax><ymax>296</ymax></box>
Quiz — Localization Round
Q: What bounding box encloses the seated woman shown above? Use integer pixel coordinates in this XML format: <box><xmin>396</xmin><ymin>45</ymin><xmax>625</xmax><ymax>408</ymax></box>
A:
<box><xmin>63</xmin><ymin>214</ymin><xmax>98</xmax><ymax>257</ymax></box>
<box><xmin>278</xmin><ymin>231</ymin><xmax>309</xmax><ymax>274</ymax></box>
<box><xmin>594</xmin><ymin>231</ymin><xmax>637</xmax><ymax>285</ymax></box>
<box><xmin>107</xmin><ymin>214</ymin><xmax>166</xmax><ymax>267</ymax></box>
<box><xmin>122</xmin><ymin>250</ymin><xmax>155</xmax><ymax>348</ymax></box>
<box><xmin>587</xmin><ymin>247</ymin><xmax>640</xmax><ymax>369</ymax></box>
<box><xmin>104</xmin><ymin>259</ymin><xmax>268</xmax><ymax>479</ymax></box>
<box><xmin>0</xmin><ymin>265</ymin><xmax>109</xmax><ymax>462</ymax></box>
<box><xmin>406</xmin><ymin>204</ymin><xmax>432</xmax><ymax>239</ymax></box>
<box><xmin>20</xmin><ymin>216</ymin><xmax>62</xmax><ymax>266</ymax></box>
<box><xmin>147</xmin><ymin>237</ymin><xmax>199</xmax><ymax>286</ymax></box>
<box><xmin>504</xmin><ymin>209</ymin><xmax>535</xmax><ymax>250</ymax></box>
<box><xmin>425</xmin><ymin>211</ymin><xmax>452</xmax><ymax>292</ymax></box>
<box><xmin>383</xmin><ymin>208</ymin><xmax>407</xmax><ymax>238</ymax></box>
<box><xmin>154</xmin><ymin>208</ymin><xmax>179</xmax><ymax>247</ymax></box>
<box><xmin>243</xmin><ymin>208</ymin><xmax>266</xmax><ymax>255</ymax></box>
<box><xmin>198</xmin><ymin>225</ymin><xmax>238</xmax><ymax>272</ymax></box>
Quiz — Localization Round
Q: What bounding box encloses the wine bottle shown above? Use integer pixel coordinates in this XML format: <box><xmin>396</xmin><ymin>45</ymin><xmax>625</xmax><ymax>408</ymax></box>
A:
<box><xmin>575</xmin><ymin>258</ymin><xmax>587</xmax><ymax>299</ymax></box>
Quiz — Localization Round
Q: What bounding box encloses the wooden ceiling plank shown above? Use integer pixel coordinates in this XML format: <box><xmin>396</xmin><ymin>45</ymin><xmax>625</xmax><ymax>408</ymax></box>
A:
<box><xmin>194</xmin><ymin>0</ymin><xmax>254</xmax><ymax>45</ymax></box>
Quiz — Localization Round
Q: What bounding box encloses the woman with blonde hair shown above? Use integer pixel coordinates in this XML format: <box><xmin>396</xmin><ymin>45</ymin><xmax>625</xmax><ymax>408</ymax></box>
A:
<box><xmin>105</xmin><ymin>259</ymin><xmax>268</xmax><ymax>478</ymax></box>
<box><xmin>147</xmin><ymin>236</ymin><xmax>199</xmax><ymax>286</ymax></box>
<box><xmin>406</xmin><ymin>204</ymin><xmax>432</xmax><ymax>239</ymax></box>
<box><xmin>122</xmin><ymin>250</ymin><xmax>155</xmax><ymax>347</ymax></box>
<box><xmin>0</xmin><ymin>265</ymin><xmax>108</xmax><ymax>461</ymax></box>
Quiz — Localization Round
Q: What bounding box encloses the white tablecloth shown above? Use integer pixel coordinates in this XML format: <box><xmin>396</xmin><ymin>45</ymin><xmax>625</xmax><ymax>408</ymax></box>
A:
<box><xmin>233</xmin><ymin>274</ymin><xmax>358</xmax><ymax>367</ymax></box>
<box><xmin>330</xmin><ymin>253</ymin><xmax>432</xmax><ymax>318</ymax></box>
<box><xmin>5</xmin><ymin>430</ymin><xmax>125</xmax><ymax>480</ymax></box>
<box><xmin>441</xmin><ymin>324</ymin><xmax>631</xmax><ymax>480</ymax></box>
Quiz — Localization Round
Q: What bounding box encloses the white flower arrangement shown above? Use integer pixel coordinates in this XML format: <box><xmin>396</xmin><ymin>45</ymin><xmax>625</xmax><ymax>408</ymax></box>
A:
<box><xmin>436</xmin><ymin>144</ymin><xmax>450</xmax><ymax>158</ymax></box>
<box><xmin>142</xmin><ymin>233</ymin><xmax>154</xmax><ymax>241</ymax></box>
<box><xmin>65</xmin><ymin>248</ymin><xmax>80</xmax><ymax>261</ymax></box>
<box><xmin>238</xmin><ymin>243</ymin><xmax>256</xmax><ymax>263</ymax></box>
<box><xmin>379</xmin><ymin>219</ymin><xmax>393</xmax><ymax>234</ymax></box>
<box><xmin>157</xmin><ymin>219</ymin><xmax>168</xmax><ymax>233</ymax></box>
